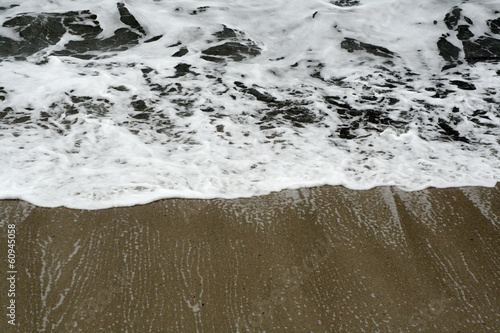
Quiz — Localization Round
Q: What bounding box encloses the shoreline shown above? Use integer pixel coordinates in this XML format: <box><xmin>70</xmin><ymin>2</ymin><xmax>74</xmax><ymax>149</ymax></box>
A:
<box><xmin>1</xmin><ymin>181</ymin><xmax>498</xmax><ymax>211</ymax></box>
<box><xmin>1</xmin><ymin>185</ymin><xmax>499</xmax><ymax>332</ymax></box>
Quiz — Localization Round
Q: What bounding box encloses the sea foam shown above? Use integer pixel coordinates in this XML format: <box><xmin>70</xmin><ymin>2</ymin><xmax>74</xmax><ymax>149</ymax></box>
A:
<box><xmin>0</xmin><ymin>0</ymin><xmax>498</xmax><ymax>208</ymax></box>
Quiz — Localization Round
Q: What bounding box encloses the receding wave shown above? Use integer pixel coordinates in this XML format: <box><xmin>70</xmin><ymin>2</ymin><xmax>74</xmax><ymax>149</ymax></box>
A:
<box><xmin>0</xmin><ymin>0</ymin><xmax>498</xmax><ymax>208</ymax></box>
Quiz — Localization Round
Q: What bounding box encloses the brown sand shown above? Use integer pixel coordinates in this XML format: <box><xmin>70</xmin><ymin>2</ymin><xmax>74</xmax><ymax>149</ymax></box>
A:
<box><xmin>0</xmin><ymin>185</ymin><xmax>499</xmax><ymax>332</ymax></box>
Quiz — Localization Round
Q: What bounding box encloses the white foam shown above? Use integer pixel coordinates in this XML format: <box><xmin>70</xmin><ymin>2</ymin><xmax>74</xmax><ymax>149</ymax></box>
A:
<box><xmin>0</xmin><ymin>0</ymin><xmax>498</xmax><ymax>209</ymax></box>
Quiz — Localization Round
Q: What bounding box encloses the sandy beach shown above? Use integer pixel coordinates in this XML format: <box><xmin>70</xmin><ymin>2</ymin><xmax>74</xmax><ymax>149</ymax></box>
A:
<box><xmin>1</xmin><ymin>185</ymin><xmax>498</xmax><ymax>332</ymax></box>
<box><xmin>1</xmin><ymin>1</ymin><xmax>499</xmax><ymax>332</ymax></box>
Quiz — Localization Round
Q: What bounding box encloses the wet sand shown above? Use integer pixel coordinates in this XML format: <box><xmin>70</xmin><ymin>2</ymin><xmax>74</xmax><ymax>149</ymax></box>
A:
<box><xmin>0</xmin><ymin>185</ymin><xmax>499</xmax><ymax>332</ymax></box>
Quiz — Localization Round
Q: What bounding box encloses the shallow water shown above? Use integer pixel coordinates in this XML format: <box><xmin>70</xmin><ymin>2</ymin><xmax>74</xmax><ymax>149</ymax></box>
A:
<box><xmin>1</xmin><ymin>186</ymin><xmax>498</xmax><ymax>331</ymax></box>
<box><xmin>0</xmin><ymin>0</ymin><xmax>499</xmax><ymax>208</ymax></box>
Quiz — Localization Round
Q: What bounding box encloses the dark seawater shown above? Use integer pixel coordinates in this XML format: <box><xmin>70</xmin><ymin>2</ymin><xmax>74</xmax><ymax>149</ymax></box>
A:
<box><xmin>0</xmin><ymin>0</ymin><xmax>498</xmax><ymax>208</ymax></box>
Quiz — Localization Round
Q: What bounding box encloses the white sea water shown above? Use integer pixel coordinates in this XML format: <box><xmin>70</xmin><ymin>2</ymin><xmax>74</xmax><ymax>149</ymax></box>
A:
<box><xmin>0</xmin><ymin>0</ymin><xmax>498</xmax><ymax>209</ymax></box>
